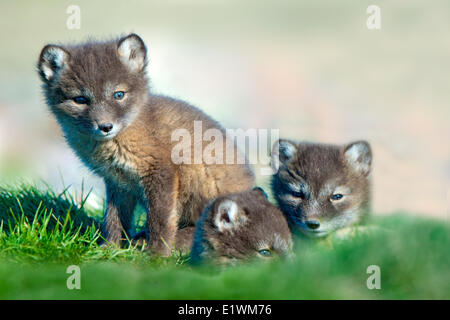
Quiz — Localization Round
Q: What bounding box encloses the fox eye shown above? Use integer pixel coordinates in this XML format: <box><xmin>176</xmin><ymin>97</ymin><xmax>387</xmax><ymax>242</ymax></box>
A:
<box><xmin>113</xmin><ymin>91</ymin><xmax>125</xmax><ymax>100</ymax></box>
<box><xmin>291</xmin><ymin>191</ymin><xmax>305</xmax><ymax>199</ymax></box>
<box><xmin>258</xmin><ymin>249</ymin><xmax>272</xmax><ymax>257</ymax></box>
<box><xmin>73</xmin><ymin>96</ymin><xmax>88</xmax><ymax>104</ymax></box>
<box><xmin>331</xmin><ymin>194</ymin><xmax>344</xmax><ymax>201</ymax></box>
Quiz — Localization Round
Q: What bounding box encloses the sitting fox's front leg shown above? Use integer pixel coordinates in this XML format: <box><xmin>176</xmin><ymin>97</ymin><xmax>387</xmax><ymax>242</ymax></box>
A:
<box><xmin>101</xmin><ymin>181</ymin><xmax>137</xmax><ymax>246</ymax></box>
<box><xmin>142</xmin><ymin>169</ymin><xmax>179</xmax><ymax>256</ymax></box>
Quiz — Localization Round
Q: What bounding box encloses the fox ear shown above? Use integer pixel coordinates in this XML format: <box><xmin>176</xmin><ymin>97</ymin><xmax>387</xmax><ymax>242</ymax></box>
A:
<box><xmin>344</xmin><ymin>141</ymin><xmax>372</xmax><ymax>176</ymax></box>
<box><xmin>271</xmin><ymin>139</ymin><xmax>297</xmax><ymax>171</ymax></box>
<box><xmin>117</xmin><ymin>33</ymin><xmax>147</xmax><ymax>72</ymax></box>
<box><xmin>38</xmin><ymin>45</ymin><xmax>70</xmax><ymax>82</ymax></box>
<box><xmin>214</xmin><ymin>199</ymin><xmax>247</xmax><ymax>232</ymax></box>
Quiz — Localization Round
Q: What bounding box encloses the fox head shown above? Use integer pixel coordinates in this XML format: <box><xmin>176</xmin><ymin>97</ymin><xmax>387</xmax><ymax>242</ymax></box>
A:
<box><xmin>271</xmin><ymin>140</ymin><xmax>372</xmax><ymax>238</ymax></box>
<box><xmin>37</xmin><ymin>34</ymin><xmax>148</xmax><ymax>141</ymax></box>
<box><xmin>190</xmin><ymin>188</ymin><xmax>293</xmax><ymax>265</ymax></box>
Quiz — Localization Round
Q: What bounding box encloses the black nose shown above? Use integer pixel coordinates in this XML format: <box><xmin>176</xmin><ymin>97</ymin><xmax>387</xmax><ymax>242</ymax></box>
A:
<box><xmin>305</xmin><ymin>220</ymin><xmax>320</xmax><ymax>230</ymax></box>
<box><xmin>99</xmin><ymin>123</ymin><xmax>113</xmax><ymax>133</ymax></box>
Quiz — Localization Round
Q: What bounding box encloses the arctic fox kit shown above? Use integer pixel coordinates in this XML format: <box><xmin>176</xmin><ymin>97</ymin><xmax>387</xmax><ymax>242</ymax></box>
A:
<box><xmin>190</xmin><ymin>188</ymin><xmax>293</xmax><ymax>264</ymax></box>
<box><xmin>37</xmin><ymin>34</ymin><xmax>254</xmax><ymax>255</ymax></box>
<box><xmin>132</xmin><ymin>188</ymin><xmax>293</xmax><ymax>263</ymax></box>
<box><xmin>271</xmin><ymin>140</ymin><xmax>372</xmax><ymax>238</ymax></box>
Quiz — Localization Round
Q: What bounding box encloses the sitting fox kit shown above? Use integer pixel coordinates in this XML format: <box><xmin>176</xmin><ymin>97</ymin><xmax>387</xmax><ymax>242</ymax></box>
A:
<box><xmin>271</xmin><ymin>140</ymin><xmax>372</xmax><ymax>238</ymax></box>
<box><xmin>38</xmin><ymin>34</ymin><xmax>254</xmax><ymax>255</ymax></box>
<box><xmin>190</xmin><ymin>188</ymin><xmax>293</xmax><ymax>264</ymax></box>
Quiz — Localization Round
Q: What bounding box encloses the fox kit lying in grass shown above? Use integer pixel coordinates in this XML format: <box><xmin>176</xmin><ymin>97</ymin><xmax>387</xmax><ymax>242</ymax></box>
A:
<box><xmin>133</xmin><ymin>188</ymin><xmax>293</xmax><ymax>263</ymax></box>
<box><xmin>190</xmin><ymin>188</ymin><xmax>293</xmax><ymax>264</ymax></box>
<box><xmin>37</xmin><ymin>34</ymin><xmax>254</xmax><ymax>255</ymax></box>
<box><xmin>271</xmin><ymin>140</ymin><xmax>372</xmax><ymax>238</ymax></box>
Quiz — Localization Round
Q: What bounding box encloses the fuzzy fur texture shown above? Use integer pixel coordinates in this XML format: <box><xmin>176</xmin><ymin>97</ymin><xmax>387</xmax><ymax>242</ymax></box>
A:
<box><xmin>38</xmin><ymin>34</ymin><xmax>254</xmax><ymax>255</ymax></box>
<box><xmin>190</xmin><ymin>188</ymin><xmax>293</xmax><ymax>264</ymax></box>
<box><xmin>271</xmin><ymin>140</ymin><xmax>372</xmax><ymax>238</ymax></box>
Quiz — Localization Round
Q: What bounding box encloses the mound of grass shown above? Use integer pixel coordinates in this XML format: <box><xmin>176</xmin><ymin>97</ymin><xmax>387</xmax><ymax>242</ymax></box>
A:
<box><xmin>0</xmin><ymin>184</ymin><xmax>448</xmax><ymax>299</ymax></box>
<box><xmin>0</xmin><ymin>184</ymin><xmax>188</xmax><ymax>266</ymax></box>
<box><xmin>0</xmin><ymin>184</ymin><xmax>100</xmax><ymax>231</ymax></box>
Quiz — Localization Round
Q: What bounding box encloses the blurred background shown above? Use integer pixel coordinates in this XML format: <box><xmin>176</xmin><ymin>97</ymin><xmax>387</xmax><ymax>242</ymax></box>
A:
<box><xmin>0</xmin><ymin>0</ymin><xmax>448</xmax><ymax>219</ymax></box>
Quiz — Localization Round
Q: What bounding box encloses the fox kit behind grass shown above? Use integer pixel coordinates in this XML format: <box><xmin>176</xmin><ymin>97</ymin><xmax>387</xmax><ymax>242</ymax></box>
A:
<box><xmin>190</xmin><ymin>188</ymin><xmax>293</xmax><ymax>264</ymax></box>
<box><xmin>132</xmin><ymin>188</ymin><xmax>293</xmax><ymax>264</ymax></box>
<box><xmin>37</xmin><ymin>34</ymin><xmax>254</xmax><ymax>255</ymax></box>
<box><xmin>271</xmin><ymin>140</ymin><xmax>372</xmax><ymax>238</ymax></box>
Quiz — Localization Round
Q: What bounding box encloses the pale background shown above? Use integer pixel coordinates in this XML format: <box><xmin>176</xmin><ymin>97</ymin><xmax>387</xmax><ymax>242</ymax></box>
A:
<box><xmin>0</xmin><ymin>0</ymin><xmax>448</xmax><ymax>219</ymax></box>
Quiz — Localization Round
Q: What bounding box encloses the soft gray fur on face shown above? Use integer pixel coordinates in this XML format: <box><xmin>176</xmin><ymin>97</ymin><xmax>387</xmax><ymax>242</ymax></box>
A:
<box><xmin>271</xmin><ymin>140</ymin><xmax>372</xmax><ymax>238</ymax></box>
<box><xmin>190</xmin><ymin>188</ymin><xmax>293</xmax><ymax>265</ymax></box>
<box><xmin>38</xmin><ymin>34</ymin><xmax>149</xmax><ymax>142</ymax></box>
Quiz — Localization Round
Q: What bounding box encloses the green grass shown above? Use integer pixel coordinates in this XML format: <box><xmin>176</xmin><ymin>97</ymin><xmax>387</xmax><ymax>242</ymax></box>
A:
<box><xmin>0</xmin><ymin>184</ymin><xmax>448</xmax><ymax>299</ymax></box>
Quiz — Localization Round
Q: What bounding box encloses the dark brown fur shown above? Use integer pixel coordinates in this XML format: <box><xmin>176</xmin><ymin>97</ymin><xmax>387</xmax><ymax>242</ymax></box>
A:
<box><xmin>190</xmin><ymin>188</ymin><xmax>293</xmax><ymax>264</ymax></box>
<box><xmin>38</xmin><ymin>34</ymin><xmax>254</xmax><ymax>255</ymax></box>
<box><xmin>271</xmin><ymin>140</ymin><xmax>372</xmax><ymax>238</ymax></box>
